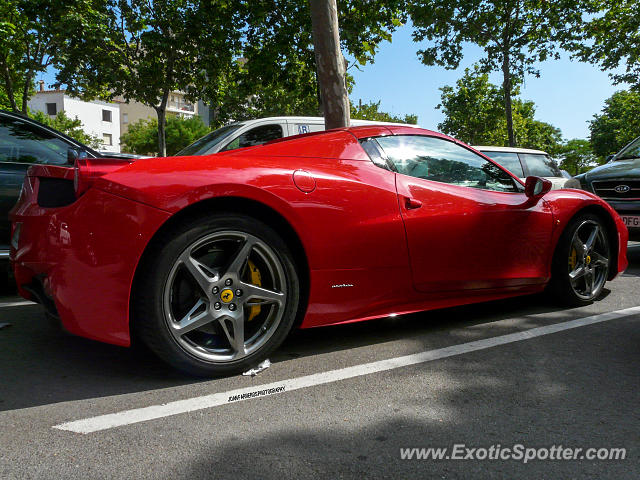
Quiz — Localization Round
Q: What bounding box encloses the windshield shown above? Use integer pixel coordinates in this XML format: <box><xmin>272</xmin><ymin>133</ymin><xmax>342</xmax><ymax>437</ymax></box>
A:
<box><xmin>176</xmin><ymin>123</ymin><xmax>243</xmax><ymax>156</ymax></box>
<box><xmin>614</xmin><ymin>136</ymin><xmax>640</xmax><ymax>160</ymax></box>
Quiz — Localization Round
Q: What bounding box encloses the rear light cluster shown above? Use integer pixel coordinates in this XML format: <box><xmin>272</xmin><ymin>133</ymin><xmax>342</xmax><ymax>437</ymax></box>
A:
<box><xmin>74</xmin><ymin>157</ymin><xmax>133</xmax><ymax>197</ymax></box>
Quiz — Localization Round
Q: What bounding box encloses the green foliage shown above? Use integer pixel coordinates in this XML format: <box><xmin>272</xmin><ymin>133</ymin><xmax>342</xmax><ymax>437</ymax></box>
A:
<box><xmin>409</xmin><ymin>0</ymin><xmax>584</xmax><ymax>145</ymax></box>
<box><xmin>589</xmin><ymin>90</ymin><xmax>640</xmax><ymax>159</ymax></box>
<box><xmin>211</xmin><ymin>2</ymin><xmax>407</xmax><ymax>127</ymax></box>
<box><xmin>573</xmin><ymin>0</ymin><xmax>640</xmax><ymax>90</ymax></box>
<box><xmin>555</xmin><ymin>139</ymin><xmax>599</xmax><ymax>176</ymax></box>
<box><xmin>437</xmin><ymin>68</ymin><xmax>562</xmax><ymax>151</ymax></box>
<box><xmin>0</xmin><ymin>0</ymin><xmax>84</xmax><ymax>114</ymax></box>
<box><xmin>121</xmin><ymin>115</ymin><xmax>210</xmax><ymax>156</ymax></box>
<box><xmin>351</xmin><ymin>100</ymin><xmax>417</xmax><ymax>124</ymax></box>
<box><xmin>55</xmin><ymin>0</ymin><xmax>245</xmax><ymax>155</ymax></box>
<box><xmin>31</xmin><ymin>110</ymin><xmax>101</xmax><ymax>148</ymax></box>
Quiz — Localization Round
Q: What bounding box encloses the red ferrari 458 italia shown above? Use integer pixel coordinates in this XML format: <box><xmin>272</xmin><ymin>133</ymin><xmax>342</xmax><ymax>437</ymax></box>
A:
<box><xmin>10</xmin><ymin>125</ymin><xmax>628</xmax><ymax>375</ymax></box>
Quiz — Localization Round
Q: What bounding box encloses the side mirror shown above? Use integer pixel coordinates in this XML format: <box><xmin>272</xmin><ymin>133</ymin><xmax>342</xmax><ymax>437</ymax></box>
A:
<box><xmin>606</xmin><ymin>154</ymin><xmax>614</xmax><ymax>162</ymax></box>
<box><xmin>67</xmin><ymin>148</ymin><xmax>87</xmax><ymax>165</ymax></box>
<box><xmin>524</xmin><ymin>176</ymin><xmax>552</xmax><ymax>198</ymax></box>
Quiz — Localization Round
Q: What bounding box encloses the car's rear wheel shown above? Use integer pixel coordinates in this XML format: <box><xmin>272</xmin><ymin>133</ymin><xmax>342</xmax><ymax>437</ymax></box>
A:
<box><xmin>549</xmin><ymin>213</ymin><xmax>610</xmax><ymax>306</ymax></box>
<box><xmin>135</xmin><ymin>213</ymin><xmax>300</xmax><ymax>376</ymax></box>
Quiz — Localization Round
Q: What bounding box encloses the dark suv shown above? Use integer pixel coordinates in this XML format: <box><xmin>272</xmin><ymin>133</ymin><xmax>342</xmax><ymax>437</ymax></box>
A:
<box><xmin>576</xmin><ymin>136</ymin><xmax>640</xmax><ymax>241</ymax></box>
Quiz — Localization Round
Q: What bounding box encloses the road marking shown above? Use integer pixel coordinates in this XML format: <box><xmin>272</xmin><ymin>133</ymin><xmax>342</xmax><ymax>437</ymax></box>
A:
<box><xmin>0</xmin><ymin>300</ymin><xmax>35</xmax><ymax>308</ymax></box>
<box><xmin>54</xmin><ymin>306</ymin><xmax>640</xmax><ymax>434</ymax></box>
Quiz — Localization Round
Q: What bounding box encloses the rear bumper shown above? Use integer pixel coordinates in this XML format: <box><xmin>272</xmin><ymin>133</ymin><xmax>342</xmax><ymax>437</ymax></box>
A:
<box><xmin>10</xmin><ymin>180</ymin><xmax>171</xmax><ymax>346</ymax></box>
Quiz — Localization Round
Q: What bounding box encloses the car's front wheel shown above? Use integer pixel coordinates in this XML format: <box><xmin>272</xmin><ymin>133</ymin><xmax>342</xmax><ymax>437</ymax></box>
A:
<box><xmin>549</xmin><ymin>213</ymin><xmax>610</xmax><ymax>306</ymax></box>
<box><xmin>134</xmin><ymin>213</ymin><xmax>300</xmax><ymax>376</ymax></box>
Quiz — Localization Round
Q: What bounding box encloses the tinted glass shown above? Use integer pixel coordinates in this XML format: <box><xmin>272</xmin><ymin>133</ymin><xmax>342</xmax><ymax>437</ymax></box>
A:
<box><xmin>521</xmin><ymin>153</ymin><xmax>561</xmax><ymax>177</ymax></box>
<box><xmin>480</xmin><ymin>151</ymin><xmax>525</xmax><ymax>177</ymax></box>
<box><xmin>376</xmin><ymin>135</ymin><xmax>517</xmax><ymax>192</ymax></box>
<box><xmin>0</xmin><ymin>117</ymin><xmax>71</xmax><ymax>165</ymax></box>
<box><xmin>221</xmin><ymin>124</ymin><xmax>284</xmax><ymax>151</ymax></box>
<box><xmin>176</xmin><ymin>124</ymin><xmax>242</xmax><ymax>156</ymax></box>
<box><xmin>615</xmin><ymin>136</ymin><xmax>640</xmax><ymax>160</ymax></box>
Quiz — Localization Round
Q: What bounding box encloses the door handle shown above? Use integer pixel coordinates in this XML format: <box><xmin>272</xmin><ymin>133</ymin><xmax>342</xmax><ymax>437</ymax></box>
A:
<box><xmin>404</xmin><ymin>196</ymin><xmax>422</xmax><ymax>210</ymax></box>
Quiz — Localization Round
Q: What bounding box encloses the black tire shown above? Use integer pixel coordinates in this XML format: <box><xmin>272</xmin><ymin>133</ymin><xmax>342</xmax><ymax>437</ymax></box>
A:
<box><xmin>134</xmin><ymin>213</ymin><xmax>300</xmax><ymax>376</ymax></box>
<box><xmin>548</xmin><ymin>213</ymin><xmax>610</xmax><ymax>307</ymax></box>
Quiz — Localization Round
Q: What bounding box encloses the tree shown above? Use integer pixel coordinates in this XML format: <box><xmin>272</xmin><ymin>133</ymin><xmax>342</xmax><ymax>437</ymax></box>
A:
<box><xmin>589</xmin><ymin>90</ymin><xmax>640</xmax><ymax>159</ymax></box>
<box><xmin>437</xmin><ymin>68</ymin><xmax>562</xmax><ymax>150</ymax></box>
<box><xmin>121</xmin><ymin>115</ymin><xmax>210</xmax><ymax>156</ymax></box>
<box><xmin>0</xmin><ymin>0</ymin><xmax>86</xmax><ymax>115</ymax></box>
<box><xmin>31</xmin><ymin>110</ymin><xmax>102</xmax><ymax>148</ymax></box>
<box><xmin>309</xmin><ymin>0</ymin><xmax>350</xmax><ymax>129</ymax></box>
<box><xmin>573</xmin><ymin>0</ymin><xmax>640</xmax><ymax>90</ymax></box>
<box><xmin>351</xmin><ymin>99</ymin><xmax>417</xmax><ymax>124</ymax></box>
<box><xmin>555</xmin><ymin>139</ymin><xmax>598</xmax><ymax>175</ymax></box>
<box><xmin>56</xmin><ymin>0</ymin><xmax>243</xmax><ymax>156</ymax></box>
<box><xmin>410</xmin><ymin>0</ymin><xmax>583</xmax><ymax>147</ymax></box>
<box><xmin>238</xmin><ymin>1</ymin><xmax>407</xmax><ymax>124</ymax></box>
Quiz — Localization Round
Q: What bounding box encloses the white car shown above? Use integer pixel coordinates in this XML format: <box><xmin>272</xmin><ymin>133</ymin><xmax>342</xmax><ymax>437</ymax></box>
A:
<box><xmin>474</xmin><ymin>146</ymin><xmax>578</xmax><ymax>190</ymax></box>
<box><xmin>177</xmin><ymin>116</ymin><xmax>420</xmax><ymax>156</ymax></box>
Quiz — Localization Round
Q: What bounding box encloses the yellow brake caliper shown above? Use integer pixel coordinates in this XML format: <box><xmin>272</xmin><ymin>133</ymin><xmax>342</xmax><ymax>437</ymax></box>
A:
<box><xmin>569</xmin><ymin>247</ymin><xmax>577</xmax><ymax>271</ymax></box>
<box><xmin>247</xmin><ymin>260</ymin><xmax>262</xmax><ymax>321</ymax></box>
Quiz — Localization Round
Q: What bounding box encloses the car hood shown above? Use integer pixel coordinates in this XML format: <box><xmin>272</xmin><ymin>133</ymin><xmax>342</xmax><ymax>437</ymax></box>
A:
<box><xmin>585</xmin><ymin>157</ymin><xmax>640</xmax><ymax>181</ymax></box>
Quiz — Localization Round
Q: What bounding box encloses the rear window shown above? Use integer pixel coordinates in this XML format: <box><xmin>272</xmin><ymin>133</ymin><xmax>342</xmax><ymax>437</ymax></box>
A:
<box><xmin>480</xmin><ymin>151</ymin><xmax>524</xmax><ymax>177</ymax></box>
<box><xmin>521</xmin><ymin>153</ymin><xmax>561</xmax><ymax>177</ymax></box>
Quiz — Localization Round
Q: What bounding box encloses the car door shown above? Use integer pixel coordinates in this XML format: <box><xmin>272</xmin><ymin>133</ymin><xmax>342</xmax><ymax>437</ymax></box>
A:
<box><xmin>373</xmin><ymin>134</ymin><xmax>554</xmax><ymax>293</ymax></box>
<box><xmin>0</xmin><ymin>115</ymin><xmax>78</xmax><ymax>247</ymax></box>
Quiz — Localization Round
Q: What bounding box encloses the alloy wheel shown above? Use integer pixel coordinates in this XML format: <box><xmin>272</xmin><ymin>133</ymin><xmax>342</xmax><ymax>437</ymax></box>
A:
<box><xmin>162</xmin><ymin>231</ymin><xmax>287</xmax><ymax>362</ymax></box>
<box><xmin>567</xmin><ymin>220</ymin><xmax>609</xmax><ymax>300</ymax></box>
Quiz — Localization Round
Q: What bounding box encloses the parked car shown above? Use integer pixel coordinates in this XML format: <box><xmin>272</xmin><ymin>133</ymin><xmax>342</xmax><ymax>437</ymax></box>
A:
<box><xmin>177</xmin><ymin>116</ymin><xmax>420</xmax><ymax>156</ymax></box>
<box><xmin>0</xmin><ymin>110</ymin><xmax>141</xmax><ymax>265</ymax></box>
<box><xmin>474</xmin><ymin>146</ymin><xmax>577</xmax><ymax>190</ymax></box>
<box><xmin>11</xmin><ymin>125</ymin><xmax>627</xmax><ymax>375</ymax></box>
<box><xmin>575</xmin><ymin>136</ymin><xmax>640</xmax><ymax>241</ymax></box>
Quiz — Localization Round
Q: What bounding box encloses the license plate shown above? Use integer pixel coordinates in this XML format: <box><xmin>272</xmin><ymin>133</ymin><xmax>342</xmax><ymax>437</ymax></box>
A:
<box><xmin>621</xmin><ymin>215</ymin><xmax>640</xmax><ymax>228</ymax></box>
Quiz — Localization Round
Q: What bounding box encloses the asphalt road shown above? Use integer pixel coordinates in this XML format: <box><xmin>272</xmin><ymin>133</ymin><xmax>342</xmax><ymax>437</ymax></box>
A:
<box><xmin>0</xmin><ymin>244</ymin><xmax>639</xmax><ymax>479</ymax></box>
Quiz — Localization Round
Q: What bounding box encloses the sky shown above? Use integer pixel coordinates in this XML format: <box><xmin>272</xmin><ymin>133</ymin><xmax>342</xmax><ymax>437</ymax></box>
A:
<box><xmin>348</xmin><ymin>23</ymin><xmax>626</xmax><ymax>140</ymax></box>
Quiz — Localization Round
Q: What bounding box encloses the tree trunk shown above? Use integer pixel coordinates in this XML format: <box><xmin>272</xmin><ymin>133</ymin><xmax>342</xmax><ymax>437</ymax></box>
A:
<box><xmin>501</xmin><ymin>52</ymin><xmax>515</xmax><ymax>147</ymax></box>
<box><xmin>21</xmin><ymin>71</ymin><xmax>33</xmax><ymax>115</ymax></box>
<box><xmin>309</xmin><ymin>0</ymin><xmax>350</xmax><ymax>129</ymax></box>
<box><xmin>155</xmin><ymin>89</ymin><xmax>170</xmax><ymax>156</ymax></box>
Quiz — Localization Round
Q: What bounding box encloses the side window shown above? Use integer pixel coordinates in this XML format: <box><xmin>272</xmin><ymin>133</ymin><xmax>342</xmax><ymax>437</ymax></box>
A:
<box><xmin>480</xmin><ymin>151</ymin><xmax>525</xmax><ymax>178</ymax></box>
<box><xmin>221</xmin><ymin>124</ymin><xmax>283</xmax><ymax>151</ymax></box>
<box><xmin>375</xmin><ymin>135</ymin><xmax>518</xmax><ymax>193</ymax></box>
<box><xmin>521</xmin><ymin>153</ymin><xmax>561</xmax><ymax>177</ymax></box>
<box><xmin>0</xmin><ymin>117</ymin><xmax>71</xmax><ymax>165</ymax></box>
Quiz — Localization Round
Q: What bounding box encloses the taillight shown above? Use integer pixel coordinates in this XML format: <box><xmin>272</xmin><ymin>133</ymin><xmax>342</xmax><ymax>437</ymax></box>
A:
<box><xmin>74</xmin><ymin>157</ymin><xmax>133</xmax><ymax>197</ymax></box>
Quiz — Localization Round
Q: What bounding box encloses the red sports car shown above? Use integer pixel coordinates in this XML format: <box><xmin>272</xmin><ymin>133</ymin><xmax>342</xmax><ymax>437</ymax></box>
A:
<box><xmin>10</xmin><ymin>126</ymin><xmax>628</xmax><ymax>376</ymax></box>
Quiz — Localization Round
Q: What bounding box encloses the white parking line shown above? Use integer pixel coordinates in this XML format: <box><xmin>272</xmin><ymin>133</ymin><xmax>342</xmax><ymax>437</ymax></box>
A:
<box><xmin>54</xmin><ymin>306</ymin><xmax>640</xmax><ymax>434</ymax></box>
<box><xmin>0</xmin><ymin>300</ymin><xmax>35</xmax><ymax>308</ymax></box>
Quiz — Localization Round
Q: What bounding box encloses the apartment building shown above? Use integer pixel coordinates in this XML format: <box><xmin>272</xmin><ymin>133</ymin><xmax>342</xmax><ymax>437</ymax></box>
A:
<box><xmin>28</xmin><ymin>82</ymin><xmax>121</xmax><ymax>153</ymax></box>
<box><xmin>116</xmin><ymin>91</ymin><xmax>199</xmax><ymax>135</ymax></box>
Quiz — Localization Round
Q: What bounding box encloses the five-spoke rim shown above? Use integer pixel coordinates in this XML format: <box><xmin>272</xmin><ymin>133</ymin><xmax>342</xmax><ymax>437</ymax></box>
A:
<box><xmin>568</xmin><ymin>220</ymin><xmax>609</xmax><ymax>300</ymax></box>
<box><xmin>163</xmin><ymin>231</ymin><xmax>287</xmax><ymax>362</ymax></box>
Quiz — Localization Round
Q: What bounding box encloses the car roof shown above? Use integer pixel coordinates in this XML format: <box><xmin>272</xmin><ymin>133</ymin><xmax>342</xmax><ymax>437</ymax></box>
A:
<box><xmin>0</xmin><ymin>109</ymin><xmax>101</xmax><ymax>157</ymax></box>
<box><xmin>473</xmin><ymin>145</ymin><xmax>549</xmax><ymax>155</ymax></box>
<box><xmin>231</xmin><ymin>115</ymin><xmax>421</xmax><ymax>128</ymax></box>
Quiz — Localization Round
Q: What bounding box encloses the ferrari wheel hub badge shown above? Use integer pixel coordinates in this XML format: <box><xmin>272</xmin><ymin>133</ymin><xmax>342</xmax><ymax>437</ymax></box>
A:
<box><xmin>220</xmin><ymin>289</ymin><xmax>234</xmax><ymax>303</ymax></box>
<box><xmin>585</xmin><ymin>255</ymin><xmax>591</xmax><ymax>265</ymax></box>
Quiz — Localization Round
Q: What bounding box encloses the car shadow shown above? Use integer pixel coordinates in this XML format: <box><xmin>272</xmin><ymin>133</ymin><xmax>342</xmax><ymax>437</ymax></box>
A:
<box><xmin>0</xmin><ymin>291</ymin><xmax>578</xmax><ymax>412</ymax></box>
